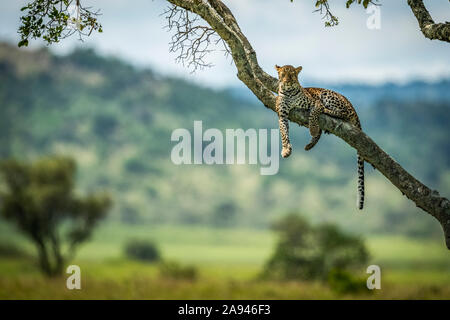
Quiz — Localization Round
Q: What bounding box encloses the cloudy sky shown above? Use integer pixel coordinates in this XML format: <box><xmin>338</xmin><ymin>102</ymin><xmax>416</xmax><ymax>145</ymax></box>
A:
<box><xmin>0</xmin><ymin>0</ymin><xmax>449</xmax><ymax>87</ymax></box>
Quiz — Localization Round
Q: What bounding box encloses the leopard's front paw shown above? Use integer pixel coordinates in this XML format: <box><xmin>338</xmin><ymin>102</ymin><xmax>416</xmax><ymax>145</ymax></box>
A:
<box><xmin>281</xmin><ymin>144</ymin><xmax>292</xmax><ymax>158</ymax></box>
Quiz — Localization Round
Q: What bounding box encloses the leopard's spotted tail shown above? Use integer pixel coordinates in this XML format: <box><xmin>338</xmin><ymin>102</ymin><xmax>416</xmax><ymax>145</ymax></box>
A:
<box><xmin>357</xmin><ymin>154</ymin><xmax>365</xmax><ymax>210</ymax></box>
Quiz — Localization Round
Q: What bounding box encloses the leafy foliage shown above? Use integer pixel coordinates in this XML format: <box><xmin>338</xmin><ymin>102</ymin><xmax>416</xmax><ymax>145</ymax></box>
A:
<box><xmin>0</xmin><ymin>243</ymin><xmax>29</xmax><ymax>258</ymax></box>
<box><xmin>124</xmin><ymin>239</ymin><xmax>161</xmax><ymax>263</ymax></box>
<box><xmin>327</xmin><ymin>268</ymin><xmax>367</xmax><ymax>294</ymax></box>
<box><xmin>262</xmin><ymin>214</ymin><xmax>369</xmax><ymax>281</ymax></box>
<box><xmin>345</xmin><ymin>0</ymin><xmax>373</xmax><ymax>9</ymax></box>
<box><xmin>18</xmin><ymin>0</ymin><xmax>102</xmax><ymax>47</ymax></box>
<box><xmin>289</xmin><ymin>0</ymin><xmax>379</xmax><ymax>27</ymax></box>
<box><xmin>0</xmin><ymin>156</ymin><xmax>111</xmax><ymax>276</ymax></box>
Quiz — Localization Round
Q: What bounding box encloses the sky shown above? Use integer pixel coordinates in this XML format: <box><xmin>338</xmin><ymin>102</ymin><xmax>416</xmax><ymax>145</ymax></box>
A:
<box><xmin>0</xmin><ymin>0</ymin><xmax>449</xmax><ymax>88</ymax></box>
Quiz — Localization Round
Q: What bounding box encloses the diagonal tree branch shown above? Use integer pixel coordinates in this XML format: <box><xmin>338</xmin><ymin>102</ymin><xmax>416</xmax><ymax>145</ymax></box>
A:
<box><xmin>290</xmin><ymin>109</ymin><xmax>450</xmax><ymax>249</ymax></box>
<box><xmin>167</xmin><ymin>0</ymin><xmax>450</xmax><ymax>249</ymax></box>
<box><xmin>407</xmin><ymin>0</ymin><xmax>450</xmax><ymax>43</ymax></box>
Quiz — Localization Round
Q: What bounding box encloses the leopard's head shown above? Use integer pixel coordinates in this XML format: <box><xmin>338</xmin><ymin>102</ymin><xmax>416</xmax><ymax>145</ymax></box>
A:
<box><xmin>275</xmin><ymin>65</ymin><xmax>302</xmax><ymax>84</ymax></box>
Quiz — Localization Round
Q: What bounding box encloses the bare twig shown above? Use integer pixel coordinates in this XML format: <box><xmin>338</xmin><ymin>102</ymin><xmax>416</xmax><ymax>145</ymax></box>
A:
<box><xmin>313</xmin><ymin>0</ymin><xmax>339</xmax><ymax>27</ymax></box>
<box><xmin>310</xmin><ymin>0</ymin><xmax>380</xmax><ymax>27</ymax></box>
<box><xmin>163</xmin><ymin>4</ymin><xmax>230</xmax><ymax>72</ymax></box>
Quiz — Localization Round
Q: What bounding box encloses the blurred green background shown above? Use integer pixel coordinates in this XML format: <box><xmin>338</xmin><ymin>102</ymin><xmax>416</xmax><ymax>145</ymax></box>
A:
<box><xmin>0</xmin><ymin>42</ymin><xmax>449</xmax><ymax>299</ymax></box>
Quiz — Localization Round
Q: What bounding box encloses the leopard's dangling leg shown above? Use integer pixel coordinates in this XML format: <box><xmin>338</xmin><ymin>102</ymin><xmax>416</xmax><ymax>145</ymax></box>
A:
<box><xmin>279</xmin><ymin>116</ymin><xmax>292</xmax><ymax>158</ymax></box>
<box><xmin>307</xmin><ymin>105</ymin><xmax>347</xmax><ymax>150</ymax></box>
<box><xmin>305</xmin><ymin>101</ymin><xmax>324</xmax><ymax>151</ymax></box>
<box><xmin>305</xmin><ymin>130</ymin><xmax>322</xmax><ymax>150</ymax></box>
<box><xmin>276</xmin><ymin>96</ymin><xmax>293</xmax><ymax>158</ymax></box>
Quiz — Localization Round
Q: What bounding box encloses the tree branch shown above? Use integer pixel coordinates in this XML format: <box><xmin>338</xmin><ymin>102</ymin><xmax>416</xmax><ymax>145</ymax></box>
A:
<box><xmin>290</xmin><ymin>108</ymin><xmax>450</xmax><ymax>249</ymax></box>
<box><xmin>407</xmin><ymin>0</ymin><xmax>450</xmax><ymax>43</ymax></box>
<box><xmin>167</xmin><ymin>0</ymin><xmax>450</xmax><ymax>248</ymax></box>
<box><xmin>163</xmin><ymin>5</ymin><xmax>231</xmax><ymax>71</ymax></box>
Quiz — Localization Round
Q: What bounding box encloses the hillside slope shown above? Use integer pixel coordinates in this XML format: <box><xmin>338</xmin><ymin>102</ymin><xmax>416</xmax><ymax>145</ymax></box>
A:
<box><xmin>0</xmin><ymin>42</ymin><xmax>449</xmax><ymax>237</ymax></box>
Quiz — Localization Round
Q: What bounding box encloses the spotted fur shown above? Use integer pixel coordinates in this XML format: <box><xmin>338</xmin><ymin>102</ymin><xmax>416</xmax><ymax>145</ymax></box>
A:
<box><xmin>275</xmin><ymin>64</ymin><xmax>365</xmax><ymax>209</ymax></box>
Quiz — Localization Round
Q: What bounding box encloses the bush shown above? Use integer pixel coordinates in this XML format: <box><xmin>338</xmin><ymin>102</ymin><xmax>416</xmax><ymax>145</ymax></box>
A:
<box><xmin>327</xmin><ymin>268</ymin><xmax>367</xmax><ymax>294</ymax></box>
<box><xmin>93</xmin><ymin>114</ymin><xmax>118</xmax><ymax>138</ymax></box>
<box><xmin>0</xmin><ymin>243</ymin><xmax>28</xmax><ymax>258</ymax></box>
<box><xmin>124</xmin><ymin>157</ymin><xmax>147</xmax><ymax>174</ymax></box>
<box><xmin>210</xmin><ymin>202</ymin><xmax>237</xmax><ymax>227</ymax></box>
<box><xmin>124</xmin><ymin>239</ymin><xmax>161</xmax><ymax>263</ymax></box>
<box><xmin>158</xmin><ymin>260</ymin><xmax>198</xmax><ymax>280</ymax></box>
<box><xmin>262</xmin><ymin>214</ymin><xmax>369</xmax><ymax>281</ymax></box>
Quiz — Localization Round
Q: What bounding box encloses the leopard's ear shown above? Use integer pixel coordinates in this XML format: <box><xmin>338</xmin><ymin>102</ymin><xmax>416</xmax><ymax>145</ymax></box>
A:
<box><xmin>295</xmin><ymin>66</ymin><xmax>303</xmax><ymax>73</ymax></box>
<box><xmin>275</xmin><ymin>65</ymin><xmax>281</xmax><ymax>72</ymax></box>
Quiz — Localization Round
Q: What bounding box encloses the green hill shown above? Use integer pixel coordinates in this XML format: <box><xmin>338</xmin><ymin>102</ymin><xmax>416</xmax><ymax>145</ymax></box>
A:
<box><xmin>0</xmin><ymin>42</ymin><xmax>449</xmax><ymax>238</ymax></box>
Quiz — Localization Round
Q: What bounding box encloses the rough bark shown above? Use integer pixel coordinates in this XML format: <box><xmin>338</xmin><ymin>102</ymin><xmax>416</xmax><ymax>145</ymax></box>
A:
<box><xmin>407</xmin><ymin>0</ymin><xmax>450</xmax><ymax>43</ymax></box>
<box><xmin>166</xmin><ymin>0</ymin><xmax>450</xmax><ymax>249</ymax></box>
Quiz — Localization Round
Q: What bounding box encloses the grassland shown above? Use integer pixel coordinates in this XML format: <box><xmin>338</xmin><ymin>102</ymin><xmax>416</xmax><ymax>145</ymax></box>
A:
<box><xmin>0</xmin><ymin>223</ymin><xmax>449</xmax><ymax>299</ymax></box>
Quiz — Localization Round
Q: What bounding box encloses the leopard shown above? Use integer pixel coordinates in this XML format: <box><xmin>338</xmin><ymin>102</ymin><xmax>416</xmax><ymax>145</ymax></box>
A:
<box><xmin>275</xmin><ymin>64</ymin><xmax>365</xmax><ymax>210</ymax></box>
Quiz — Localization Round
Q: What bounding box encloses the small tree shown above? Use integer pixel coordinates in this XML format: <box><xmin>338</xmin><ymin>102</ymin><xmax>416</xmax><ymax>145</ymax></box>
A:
<box><xmin>0</xmin><ymin>156</ymin><xmax>111</xmax><ymax>276</ymax></box>
<box><xmin>124</xmin><ymin>239</ymin><xmax>161</xmax><ymax>263</ymax></box>
<box><xmin>263</xmin><ymin>214</ymin><xmax>369</xmax><ymax>281</ymax></box>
